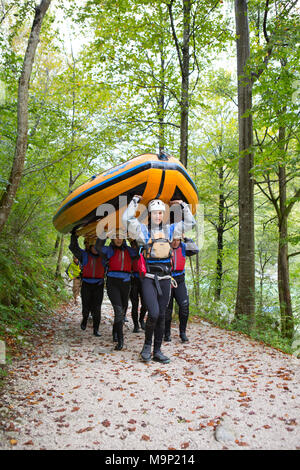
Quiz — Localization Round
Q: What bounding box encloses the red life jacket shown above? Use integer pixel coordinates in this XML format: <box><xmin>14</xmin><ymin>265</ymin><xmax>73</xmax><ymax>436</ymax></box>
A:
<box><xmin>82</xmin><ymin>254</ymin><xmax>105</xmax><ymax>279</ymax></box>
<box><xmin>108</xmin><ymin>248</ymin><xmax>132</xmax><ymax>273</ymax></box>
<box><xmin>172</xmin><ymin>245</ymin><xmax>186</xmax><ymax>272</ymax></box>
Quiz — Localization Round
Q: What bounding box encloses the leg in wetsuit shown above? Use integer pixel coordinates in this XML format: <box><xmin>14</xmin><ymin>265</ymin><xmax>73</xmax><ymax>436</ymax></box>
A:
<box><xmin>130</xmin><ymin>276</ymin><xmax>147</xmax><ymax>332</ymax></box>
<box><xmin>165</xmin><ymin>274</ymin><xmax>189</xmax><ymax>342</ymax></box>
<box><xmin>81</xmin><ymin>281</ymin><xmax>104</xmax><ymax>336</ymax></box>
<box><xmin>141</xmin><ymin>276</ymin><xmax>171</xmax><ymax>362</ymax></box>
<box><xmin>106</xmin><ymin>277</ymin><xmax>131</xmax><ymax>350</ymax></box>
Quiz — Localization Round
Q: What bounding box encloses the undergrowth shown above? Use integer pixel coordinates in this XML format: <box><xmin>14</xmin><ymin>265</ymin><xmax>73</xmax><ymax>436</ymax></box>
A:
<box><xmin>0</xmin><ymin>238</ymin><xmax>69</xmax><ymax>382</ymax></box>
<box><xmin>190</xmin><ymin>302</ymin><xmax>296</xmax><ymax>355</ymax></box>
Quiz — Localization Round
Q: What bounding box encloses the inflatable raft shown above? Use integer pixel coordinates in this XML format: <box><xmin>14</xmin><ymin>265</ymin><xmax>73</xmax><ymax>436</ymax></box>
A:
<box><xmin>53</xmin><ymin>153</ymin><xmax>198</xmax><ymax>239</ymax></box>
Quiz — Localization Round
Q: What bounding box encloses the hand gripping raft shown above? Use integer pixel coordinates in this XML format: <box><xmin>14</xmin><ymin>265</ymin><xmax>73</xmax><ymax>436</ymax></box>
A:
<box><xmin>52</xmin><ymin>152</ymin><xmax>199</xmax><ymax>239</ymax></box>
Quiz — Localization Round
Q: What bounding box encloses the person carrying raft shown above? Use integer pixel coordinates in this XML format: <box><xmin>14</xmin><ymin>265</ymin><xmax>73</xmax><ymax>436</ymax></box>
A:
<box><xmin>164</xmin><ymin>236</ymin><xmax>198</xmax><ymax>343</ymax></box>
<box><xmin>95</xmin><ymin>230</ymin><xmax>138</xmax><ymax>351</ymax></box>
<box><xmin>122</xmin><ymin>197</ymin><xmax>195</xmax><ymax>364</ymax></box>
<box><xmin>69</xmin><ymin>231</ymin><xmax>105</xmax><ymax>337</ymax></box>
<box><xmin>128</xmin><ymin>239</ymin><xmax>148</xmax><ymax>333</ymax></box>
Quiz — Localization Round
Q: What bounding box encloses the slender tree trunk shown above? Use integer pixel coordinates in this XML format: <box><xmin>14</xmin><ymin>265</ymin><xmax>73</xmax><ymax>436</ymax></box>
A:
<box><xmin>259</xmin><ymin>273</ymin><xmax>264</xmax><ymax>313</ymax></box>
<box><xmin>53</xmin><ymin>234</ymin><xmax>60</xmax><ymax>257</ymax></box>
<box><xmin>234</xmin><ymin>0</ymin><xmax>255</xmax><ymax>329</ymax></box>
<box><xmin>179</xmin><ymin>0</ymin><xmax>191</xmax><ymax>167</ymax></box>
<box><xmin>195</xmin><ymin>250</ymin><xmax>200</xmax><ymax>304</ymax></box>
<box><xmin>0</xmin><ymin>0</ymin><xmax>51</xmax><ymax>233</ymax></box>
<box><xmin>257</xmin><ymin>236</ymin><xmax>266</xmax><ymax>314</ymax></box>
<box><xmin>215</xmin><ymin>166</ymin><xmax>225</xmax><ymax>301</ymax></box>
<box><xmin>168</xmin><ymin>0</ymin><xmax>191</xmax><ymax>167</ymax></box>
<box><xmin>189</xmin><ymin>255</ymin><xmax>200</xmax><ymax>305</ymax></box>
<box><xmin>278</xmin><ymin>205</ymin><xmax>293</xmax><ymax>338</ymax></box>
<box><xmin>158</xmin><ymin>37</ymin><xmax>166</xmax><ymax>153</ymax></box>
<box><xmin>55</xmin><ymin>234</ymin><xmax>64</xmax><ymax>279</ymax></box>
<box><xmin>277</xmin><ymin>125</ymin><xmax>294</xmax><ymax>338</ymax></box>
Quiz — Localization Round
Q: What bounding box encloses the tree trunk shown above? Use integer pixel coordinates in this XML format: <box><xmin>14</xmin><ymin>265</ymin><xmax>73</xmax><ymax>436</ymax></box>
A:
<box><xmin>158</xmin><ymin>37</ymin><xmax>166</xmax><ymax>154</ymax></box>
<box><xmin>0</xmin><ymin>0</ymin><xmax>51</xmax><ymax>234</ymax></box>
<box><xmin>277</xmin><ymin>126</ymin><xmax>294</xmax><ymax>339</ymax></box>
<box><xmin>167</xmin><ymin>0</ymin><xmax>191</xmax><ymax>167</ymax></box>
<box><xmin>215</xmin><ymin>166</ymin><xmax>225</xmax><ymax>301</ymax></box>
<box><xmin>55</xmin><ymin>234</ymin><xmax>64</xmax><ymax>279</ymax></box>
<box><xmin>53</xmin><ymin>233</ymin><xmax>60</xmax><ymax>256</ymax></box>
<box><xmin>179</xmin><ymin>0</ymin><xmax>191</xmax><ymax>167</ymax></box>
<box><xmin>195</xmin><ymin>250</ymin><xmax>200</xmax><ymax>304</ymax></box>
<box><xmin>189</xmin><ymin>255</ymin><xmax>200</xmax><ymax>305</ymax></box>
<box><xmin>234</xmin><ymin>0</ymin><xmax>255</xmax><ymax>329</ymax></box>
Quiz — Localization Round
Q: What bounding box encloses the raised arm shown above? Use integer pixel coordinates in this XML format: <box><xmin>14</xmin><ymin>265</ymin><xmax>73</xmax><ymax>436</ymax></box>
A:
<box><xmin>95</xmin><ymin>237</ymin><xmax>110</xmax><ymax>259</ymax></box>
<box><xmin>69</xmin><ymin>231</ymin><xmax>84</xmax><ymax>263</ymax></box>
<box><xmin>171</xmin><ymin>201</ymin><xmax>196</xmax><ymax>239</ymax></box>
<box><xmin>122</xmin><ymin>196</ymin><xmax>147</xmax><ymax>244</ymax></box>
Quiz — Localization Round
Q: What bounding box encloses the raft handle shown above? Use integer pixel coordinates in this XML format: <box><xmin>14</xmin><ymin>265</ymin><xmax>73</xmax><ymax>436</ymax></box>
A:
<box><xmin>158</xmin><ymin>152</ymin><xmax>170</xmax><ymax>161</ymax></box>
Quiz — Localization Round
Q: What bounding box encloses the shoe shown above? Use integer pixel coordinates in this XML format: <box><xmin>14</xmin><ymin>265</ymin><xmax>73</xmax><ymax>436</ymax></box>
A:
<box><xmin>153</xmin><ymin>350</ymin><xmax>170</xmax><ymax>364</ymax></box>
<box><xmin>80</xmin><ymin>320</ymin><xmax>87</xmax><ymax>330</ymax></box>
<box><xmin>115</xmin><ymin>341</ymin><xmax>123</xmax><ymax>351</ymax></box>
<box><xmin>164</xmin><ymin>335</ymin><xmax>171</xmax><ymax>342</ymax></box>
<box><xmin>140</xmin><ymin>319</ymin><xmax>146</xmax><ymax>330</ymax></box>
<box><xmin>133</xmin><ymin>324</ymin><xmax>140</xmax><ymax>333</ymax></box>
<box><xmin>180</xmin><ymin>332</ymin><xmax>189</xmax><ymax>343</ymax></box>
<box><xmin>93</xmin><ymin>330</ymin><xmax>101</xmax><ymax>337</ymax></box>
<box><xmin>123</xmin><ymin>316</ymin><xmax>129</xmax><ymax>323</ymax></box>
<box><xmin>140</xmin><ymin>344</ymin><xmax>152</xmax><ymax>362</ymax></box>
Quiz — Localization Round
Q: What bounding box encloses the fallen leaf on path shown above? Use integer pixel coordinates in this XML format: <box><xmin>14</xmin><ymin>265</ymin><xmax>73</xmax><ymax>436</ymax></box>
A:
<box><xmin>76</xmin><ymin>427</ymin><xmax>94</xmax><ymax>433</ymax></box>
<box><xmin>102</xmin><ymin>420</ymin><xmax>111</xmax><ymax>427</ymax></box>
<box><xmin>24</xmin><ymin>440</ymin><xmax>34</xmax><ymax>445</ymax></box>
<box><xmin>71</xmin><ymin>407</ymin><xmax>80</xmax><ymax>412</ymax></box>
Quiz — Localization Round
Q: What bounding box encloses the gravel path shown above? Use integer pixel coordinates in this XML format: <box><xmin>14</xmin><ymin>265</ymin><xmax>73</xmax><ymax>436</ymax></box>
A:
<box><xmin>0</xmin><ymin>298</ymin><xmax>299</xmax><ymax>450</ymax></box>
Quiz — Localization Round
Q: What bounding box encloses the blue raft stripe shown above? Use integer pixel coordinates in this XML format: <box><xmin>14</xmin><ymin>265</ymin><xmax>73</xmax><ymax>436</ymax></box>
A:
<box><xmin>53</xmin><ymin>162</ymin><xmax>150</xmax><ymax>222</ymax></box>
<box><xmin>53</xmin><ymin>161</ymin><xmax>198</xmax><ymax>223</ymax></box>
<box><xmin>69</xmin><ymin>163</ymin><xmax>147</xmax><ymax>204</ymax></box>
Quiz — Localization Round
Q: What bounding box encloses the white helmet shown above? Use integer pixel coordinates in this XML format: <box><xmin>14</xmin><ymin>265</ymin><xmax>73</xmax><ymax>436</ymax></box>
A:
<box><xmin>148</xmin><ymin>199</ymin><xmax>166</xmax><ymax>212</ymax></box>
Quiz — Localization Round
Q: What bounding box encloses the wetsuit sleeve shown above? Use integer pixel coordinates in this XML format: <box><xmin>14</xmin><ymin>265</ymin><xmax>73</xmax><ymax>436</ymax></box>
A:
<box><xmin>95</xmin><ymin>237</ymin><xmax>106</xmax><ymax>257</ymax></box>
<box><xmin>69</xmin><ymin>233</ymin><xmax>84</xmax><ymax>263</ymax></box>
<box><xmin>95</xmin><ymin>240</ymin><xmax>113</xmax><ymax>260</ymax></box>
<box><xmin>172</xmin><ymin>202</ymin><xmax>195</xmax><ymax>239</ymax></box>
<box><xmin>122</xmin><ymin>198</ymin><xmax>147</xmax><ymax>244</ymax></box>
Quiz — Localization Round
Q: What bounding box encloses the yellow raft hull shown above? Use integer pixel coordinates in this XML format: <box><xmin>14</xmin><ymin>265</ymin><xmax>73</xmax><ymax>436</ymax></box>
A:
<box><xmin>53</xmin><ymin>153</ymin><xmax>198</xmax><ymax>239</ymax></box>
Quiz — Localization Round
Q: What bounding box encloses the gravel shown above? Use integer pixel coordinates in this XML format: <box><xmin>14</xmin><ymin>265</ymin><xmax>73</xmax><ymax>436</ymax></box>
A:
<box><xmin>0</xmin><ymin>298</ymin><xmax>299</xmax><ymax>450</ymax></box>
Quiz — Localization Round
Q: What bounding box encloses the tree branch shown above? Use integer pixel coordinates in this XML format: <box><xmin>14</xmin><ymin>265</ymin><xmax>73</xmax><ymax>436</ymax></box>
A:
<box><xmin>288</xmin><ymin>251</ymin><xmax>300</xmax><ymax>259</ymax></box>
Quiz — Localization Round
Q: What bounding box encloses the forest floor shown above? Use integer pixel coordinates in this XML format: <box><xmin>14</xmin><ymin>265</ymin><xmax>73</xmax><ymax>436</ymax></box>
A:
<box><xmin>0</xmin><ymin>296</ymin><xmax>299</xmax><ymax>451</ymax></box>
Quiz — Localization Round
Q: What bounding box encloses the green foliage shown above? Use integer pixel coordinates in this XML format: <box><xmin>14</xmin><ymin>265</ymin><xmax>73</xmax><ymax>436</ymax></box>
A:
<box><xmin>0</xmin><ymin>236</ymin><xmax>69</xmax><ymax>353</ymax></box>
<box><xmin>190</xmin><ymin>300</ymin><xmax>295</xmax><ymax>355</ymax></box>
<box><xmin>0</xmin><ymin>0</ymin><xmax>299</xmax><ymax>362</ymax></box>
